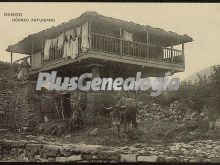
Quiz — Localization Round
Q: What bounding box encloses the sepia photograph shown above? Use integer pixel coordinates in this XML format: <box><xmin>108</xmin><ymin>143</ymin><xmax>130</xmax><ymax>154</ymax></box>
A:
<box><xmin>0</xmin><ymin>2</ymin><xmax>220</xmax><ymax>163</ymax></box>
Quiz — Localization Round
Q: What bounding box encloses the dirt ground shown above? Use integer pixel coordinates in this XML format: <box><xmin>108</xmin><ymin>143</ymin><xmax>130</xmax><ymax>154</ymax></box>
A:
<box><xmin>1</xmin><ymin>115</ymin><xmax>220</xmax><ymax>148</ymax></box>
<box><xmin>1</xmin><ymin>118</ymin><xmax>220</xmax><ymax>163</ymax></box>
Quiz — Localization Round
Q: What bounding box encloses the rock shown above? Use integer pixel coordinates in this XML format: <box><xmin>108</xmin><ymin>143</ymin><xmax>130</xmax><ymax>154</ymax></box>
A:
<box><xmin>66</xmin><ymin>155</ymin><xmax>82</xmax><ymax>162</ymax></box>
<box><xmin>163</xmin><ymin>156</ymin><xmax>179</xmax><ymax>162</ymax></box>
<box><xmin>211</xmin><ymin>157</ymin><xmax>220</xmax><ymax>163</ymax></box>
<box><xmin>83</xmin><ymin>154</ymin><xmax>93</xmax><ymax>160</ymax></box>
<box><xmin>133</xmin><ymin>144</ymin><xmax>144</xmax><ymax>148</ymax></box>
<box><xmin>47</xmin><ymin>157</ymin><xmax>56</xmax><ymax>162</ymax></box>
<box><xmin>174</xmin><ymin>149</ymin><xmax>183</xmax><ymax>155</ymax></box>
<box><xmin>41</xmin><ymin>145</ymin><xmax>60</xmax><ymax>158</ymax></box>
<box><xmin>34</xmin><ymin>155</ymin><xmax>41</xmax><ymax>160</ymax></box>
<box><xmin>39</xmin><ymin>158</ymin><xmax>49</xmax><ymax>162</ymax></box>
<box><xmin>17</xmin><ymin>148</ymin><xmax>24</xmax><ymax>154</ymax></box>
<box><xmin>137</xmin><ymin>155</ymin><xmax>158</xmax><ymax>162</ymax></box>
<box><xmin>26</xmin><ymin>144</ymin><xmax>43</xmax><ymax>155</ymax></box>
<box><xmin>99</xmin><ymin>151</ymin><xmax>120</xmax><ymax>160</ymax></box>
<box><xmin>60</xmin><ymin>147</ymin><xmax>72</xmax><ymax>157</ymax></box>
<box><xmin>136</xmin><ymin>149</ymin><xmax>150</xmax><ymax>155</ymax></box>
<box><xmin>203</xmin><ymin>159</ymin><xmax>211</xmax><ymax>162</ymax></box>
<box><xmin>65</xmin><ymin>134</ymin><xmax>71</xmax><ymax>138</ymax></box>
<box><xmin>189</xmin><ymin>159</ymin><xmax>197</xmax><ymax>162</ymax></box>
<box><xmin>120</xmin><ymin>154</ymin><xmax>137</xmax><ymax>162</ymax></box>
<box><xmin>214</xmin><ymin>146</ymin><xmax>220</xmax><ymax>152</ymax></box>
<box><xmin>56</xmin><ymin>157</ymin><xmax>67</xmax><ymax>162</ymax></box>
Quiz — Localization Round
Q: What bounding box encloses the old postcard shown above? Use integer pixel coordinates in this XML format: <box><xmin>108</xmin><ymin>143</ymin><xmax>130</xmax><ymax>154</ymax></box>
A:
<box><xmin>0</xmin><ymin>2</ymin><xmax>220</xmax><ymax>163</ymax></box>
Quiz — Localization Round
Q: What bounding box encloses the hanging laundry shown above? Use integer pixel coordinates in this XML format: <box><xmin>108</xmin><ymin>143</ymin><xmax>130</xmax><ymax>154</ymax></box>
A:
<box><xmin>81</xmin><ymin>21</ymin><xmax>89</xmax><ymax>52</ymax></box>
<box><xmin>65</xmin><ymin>29</ymin><xmax>76</xmax><ymax>40</ymax></box>
<box><xmin>50</xmin><ymin>38</ymin><xmax>58</xmax><ymax>47</ymax></box>
<box><xmin>57</xmin><ymin>32</ymin><xmax>64</xmax><ymax>48</ymax></box>
<box><xmin>44</xmin><ymin>39</ymin><xmax>51</xmax><ymax>60</ymax></box>
<box><xmin>63</xmin><ymin>37</ymin><xmax>79</xmax><ymax>59</ymax></box>
<box><xmin>123</xmin><ymin>30</ymin><xmax>133</xmax><ymax>41</ymax></box>
<box><xmin>76</xmin><ymin>26</ymin><xmax>81</xmax><ymax>37</ymax></box>
<box><xmin>63</xmin><ymin>41</ymin><xmax>69</xmax><ymax>58</ymax></box>
<box><xmin>70</xmin><ymin>37</ymin><xmax>79</xmax><ymax>59</ymax></box>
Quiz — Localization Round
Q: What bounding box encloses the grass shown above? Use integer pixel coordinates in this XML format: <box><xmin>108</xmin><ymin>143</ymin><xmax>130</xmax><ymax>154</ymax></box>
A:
<box><xmin>59</xmin><ymin>119</ymin><xmax>179</xmax><ymax>146</ymax></box>
<box><xmin>1</xmin><ymin>117</ymin><xmax>220</xmax><ymax>147</ymax></box>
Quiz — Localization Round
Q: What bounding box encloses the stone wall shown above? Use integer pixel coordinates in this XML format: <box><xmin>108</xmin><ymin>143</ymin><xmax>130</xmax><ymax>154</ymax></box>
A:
<box><xmin>0</xmin><ymin>139</ymin><xmax>220</xmax><ymax>163</ymax></box>
<box><xmin>12</xmin><ymin>81</ymin><xmax>43</xmax><ymax>130</ymax></box>
<box><xmin>0</xmin><ymin>61</ymin><xmax>43</xmax><ymax>130</ymax></box>
<box><xmin>0</xmin><ymin>62</ymin><xmax>19</xmax><ymax>129</ymax></box>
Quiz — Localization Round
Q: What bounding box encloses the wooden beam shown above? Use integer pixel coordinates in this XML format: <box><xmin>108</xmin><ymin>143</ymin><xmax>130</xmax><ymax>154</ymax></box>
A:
<box><xmin>171</xmin><ymin>46</ymin><xmax>173</xmax><ymax>63</ymax></box>
<box><xmin>10</xmin><ymin>52</ymin><xmax>13</xmax><ymax>79</ymax></box>
<box><xmin>10</xmin><ymin>52</ymin><xmax>13</xmax><ymax>63</ymax></box>
<box><xmin>12</xmin><ymin>56</ymin><xmax>31</xmax><ymax>63</ymax></box>
<box><xmin>29</xmin><ymin>50</ymin><xmax>185</xmax><ymax>75</ymax></box>
<box><xmin>91</xmin><ymin>65</ymin><xmax>100</xmax><ymax>79</ymax></box>
<box><xmin>182</xmin><ymin>43</ymin><xmax>185</xmax><ymax>55</ymax></box>
<box><xmin>89</xmin><ymin>21</ymin><xmax>92</xmax><ymax>49</ymax></box>
<box><xmin>89</xmin><ymin>51</ymin><xmax>184</xmax><ymax>71</ymax></box>
<box><xmin>119</xmin><ymin>28</ymin><xmax>122</xmax><ymax>56</ymax></box>
<box><xmin>146</xmin><ymin>31</ymin><xmax>149</xmax><ymax>59</ymax></box>
<box><xmin>146</xmin><ymin>31</ymin><xmax>149</xmax><ymax>44</ymax></box>
<box><xmin>182</xmin><ymin>43</ymin><xmax>185</xmax><ymax>68</ymax></box>
<box><xmin>31</xmin><ymin>41</ymin><xmax>34</xmax><ymax>55</ymax></box>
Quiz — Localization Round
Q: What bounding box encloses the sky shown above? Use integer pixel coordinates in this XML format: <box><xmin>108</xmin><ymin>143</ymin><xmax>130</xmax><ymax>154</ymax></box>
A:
<box><xmin>0</xmin><ymin>3</ymin><xmax>220</xmax><ymax>80</ymax></box>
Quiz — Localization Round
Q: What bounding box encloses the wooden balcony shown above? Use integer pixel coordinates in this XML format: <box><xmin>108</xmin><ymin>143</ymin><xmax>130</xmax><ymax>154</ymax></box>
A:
<box><xmin>91</xmin><ymin>33</ymin><xmax>184</xmax><ymax>65</ymax></box>
<box><xmin>15</xmin><ymin>33</ymin><xmax>185</xmax><ymax>75</ymax></box>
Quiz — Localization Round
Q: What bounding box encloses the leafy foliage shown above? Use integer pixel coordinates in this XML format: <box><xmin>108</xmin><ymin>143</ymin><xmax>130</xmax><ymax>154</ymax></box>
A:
<box><xmin>172</xmin><ymin>65</ymin><xmax>220</xmax><ymax>114</ymax></box>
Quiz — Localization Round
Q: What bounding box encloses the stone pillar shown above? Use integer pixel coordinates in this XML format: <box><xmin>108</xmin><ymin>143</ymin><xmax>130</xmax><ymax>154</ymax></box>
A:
<box><xmin>84</xmin><ymin>64</ymin><xmax>104</xmax><ymax>124</ymax></box>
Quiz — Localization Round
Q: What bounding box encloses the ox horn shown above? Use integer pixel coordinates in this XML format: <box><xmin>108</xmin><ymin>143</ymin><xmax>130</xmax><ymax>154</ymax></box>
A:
<box><xmin>120</xmin><ymin>105</ymin><xmax>126</xmax><ymax>108</ymax></box>
<box><xmin>101</xmin><ymin>103</ymin><xmax>113</xmax><ymax>110</ymax></box>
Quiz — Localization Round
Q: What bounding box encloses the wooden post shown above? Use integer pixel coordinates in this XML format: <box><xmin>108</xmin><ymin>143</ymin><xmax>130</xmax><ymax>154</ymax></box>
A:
<box><xmin>84</xmin><ymin>64</ymin><xmax>103</xmax><ymax>122</ymax></box>
<box><xmin>171</xmin><ymin>45</ymin><xmax>173</xmax><ymax>63</ymax></box>
<box><xmin>41</xmin><ymin>35</ymin><xmax>44</xmax><ymax>65</ymax></box>
<box><xmin>146</xmin><ymin>30</ymin><xmax>149</xmax><ymax>59</ymax></box>
<box><xmin>10</xmin><ymin>52</ymin><xmax>13</xmax><ymax>63</ymax></box>
<box><xmin>10</xmin><ymin>52</ymin><xmax>13</xmax><ymax>79</ymax></box>
<box><xmin>60</xmin><ymin>97</ymin><xmax>65</xmax><ymax>119</ymax></box>
<box><xmin>182</xmin><ymin>43</ymin><xmax>185</xmax><ymax>66</ymax></box>
<box><xmin>31</xmin><ymin>41</ymin><xmax>34</xmax><ymax>55</ymax></box>
<box><xmin>91</xmin><ymin>66</ymin><xmax>100</xmax><ymax>79</ymax></box>
<box><xmin>89</xmin><ymin>21</ymin><xmax>92</xmax><ymax>49</ymax></box>
<box><xmin>30</xmin><ymin>41</ymin><xmax>34</xmax><ymax>68</ymax></box>
<box><xmin>120</xmin><ymin>28</ymin><xmax>122</xmax><ymax>56</ymax></box>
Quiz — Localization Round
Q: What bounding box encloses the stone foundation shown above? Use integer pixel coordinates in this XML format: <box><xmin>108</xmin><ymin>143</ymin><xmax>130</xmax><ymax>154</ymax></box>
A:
<box><xmin>0</xmin><ymin>139</ymin><xmax>161</xmax><ymax>162</ymax></box>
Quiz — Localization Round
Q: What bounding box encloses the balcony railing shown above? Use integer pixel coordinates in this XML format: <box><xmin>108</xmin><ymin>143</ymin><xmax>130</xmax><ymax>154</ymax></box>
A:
<box><xmin>42</xmin><ymin>46</ymin><xmax>64</xmax><ymax>64</ymax></box>
<box><xmin>91</xmin><ymin>33</ymin><xmax>184</xmax><ymax>65</ymax></box>
<box><xmin>42</xmin><ymin>37</ymin><xmax>82</xmax><ymax>65</ymax></box>
<box><xmin>40</xmin><ymin>32</ymin><xmax>184</xmax><ymax>67</ymax></box>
